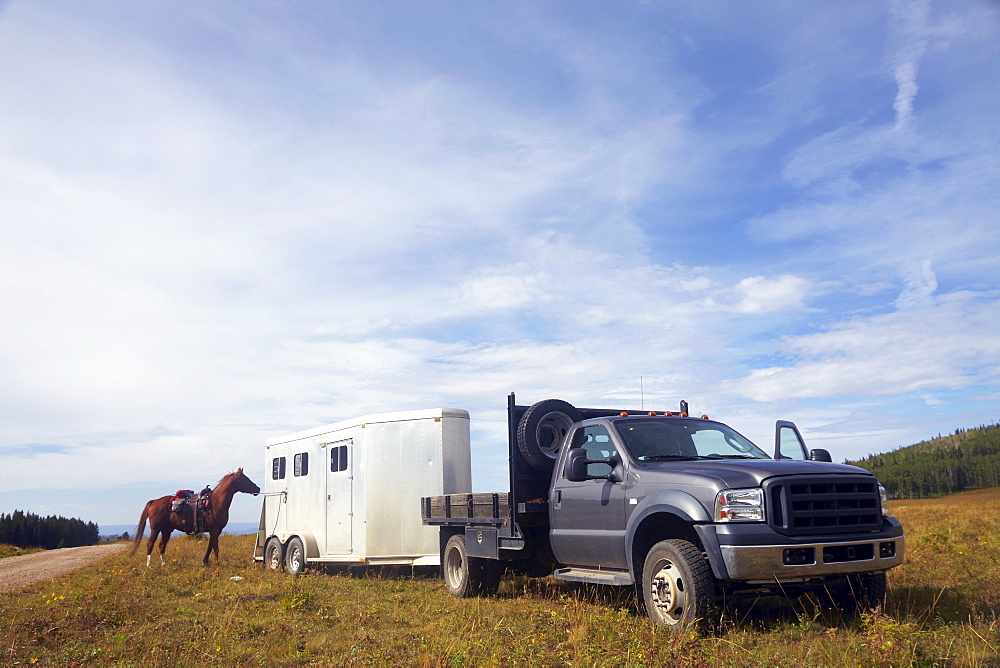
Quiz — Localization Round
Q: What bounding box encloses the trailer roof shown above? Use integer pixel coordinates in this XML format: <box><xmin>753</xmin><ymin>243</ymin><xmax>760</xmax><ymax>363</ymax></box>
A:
<box><xmin>264</xmin><ymin>407</ymin><xmax>469</xmax><ymax>447</ymax></box>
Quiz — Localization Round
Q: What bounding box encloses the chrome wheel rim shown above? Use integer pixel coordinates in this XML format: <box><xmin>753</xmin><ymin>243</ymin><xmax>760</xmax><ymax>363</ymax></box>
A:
<box><xmin>535</xmin><ymin>411</ymin><xmax>575</xmax><ymax>458</ymax></box>
<box><xmin>444</xmin><ymin>545</ymin><xmax>464</xmax><ymax>588</ymax></box>
<box><xmin>650</xmin><ymin>559</ymin><xmax>686</xmax><ymax>624</ymax></box>
<box><xmin>267</xmin><ymin>545</ymin><xmax>281</xmax><ymax>570</ymax></box>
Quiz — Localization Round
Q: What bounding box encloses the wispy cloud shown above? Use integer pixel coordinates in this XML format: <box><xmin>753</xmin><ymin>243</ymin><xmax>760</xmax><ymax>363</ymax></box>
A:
<box><xmin>1</xmin><ymin>1</ymin><xmax>998</xmax><ymax>521</ymax></box>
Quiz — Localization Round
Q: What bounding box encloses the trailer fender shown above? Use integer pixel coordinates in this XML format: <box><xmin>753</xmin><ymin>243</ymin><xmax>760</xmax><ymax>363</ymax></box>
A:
<box><xmin>625</xmin><ymin>491</ymin><xmax>718</xmax><ymax>579</ymax></box>
<box><xmin>288</xmin><ymin>532</ymin><xmax>320</xmax><ymax>560</ymax></box>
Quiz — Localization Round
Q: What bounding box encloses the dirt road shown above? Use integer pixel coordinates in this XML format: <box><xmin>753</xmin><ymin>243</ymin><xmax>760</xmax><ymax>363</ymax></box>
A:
<box><xmin>0</xmin><ymin>544</ymin><xmax>125</xmax><ymax>592</ymax></box>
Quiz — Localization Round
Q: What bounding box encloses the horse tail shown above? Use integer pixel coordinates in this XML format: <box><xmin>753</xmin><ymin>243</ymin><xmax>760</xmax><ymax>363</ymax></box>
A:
<box><xmin>130</xmin><ymin>501</ymin><xmax>151</xmax><ymax>556</ymax></box>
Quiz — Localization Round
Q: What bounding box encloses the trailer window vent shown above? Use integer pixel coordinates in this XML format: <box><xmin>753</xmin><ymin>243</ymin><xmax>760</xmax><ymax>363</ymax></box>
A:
<box><xmin>331</xmin><ymin>444</ymin><xmax>349</xmax><ymax>473</ymax></box>
<box><xmin>294</xmin><ymin>452</ymin><xmax>309</xmax><ymax>477</ymax></box>
<box><xmin>271</xmin><ymin>457</ymin><xmax>286</xmax><ymax>480</ymax></box>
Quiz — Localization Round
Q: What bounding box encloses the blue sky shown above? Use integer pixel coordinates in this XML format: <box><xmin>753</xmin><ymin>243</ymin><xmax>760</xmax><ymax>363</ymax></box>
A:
<box><xmin>1</xmin><ymin>0</ymin><xmax>998</xmax><ymax>527</ymax></box>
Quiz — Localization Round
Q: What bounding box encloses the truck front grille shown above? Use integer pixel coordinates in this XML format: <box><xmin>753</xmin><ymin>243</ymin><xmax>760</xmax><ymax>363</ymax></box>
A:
<box><xmin>765</xmin><ymin>475</ymin><xmax>882</xmax><ymax>536</ymax></box>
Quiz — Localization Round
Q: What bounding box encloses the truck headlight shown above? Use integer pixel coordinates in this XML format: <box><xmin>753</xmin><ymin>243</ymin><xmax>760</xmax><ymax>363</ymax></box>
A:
<box><xmin>715</xmin><ymin>488</ymin><xmax>765</xmax><ymax>522</ymax></box>
<box><xmin>878</xmin><ymin>484</ymin><xmax>890</xmax><ymax>516</ymax></box>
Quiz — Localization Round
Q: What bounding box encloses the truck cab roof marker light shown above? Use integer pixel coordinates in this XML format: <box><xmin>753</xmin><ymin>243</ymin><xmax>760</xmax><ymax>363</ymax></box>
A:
<box><xmin>702</xmin><ymin>415</ymin><xmax>710</xmax><ymax>419</ymax></box>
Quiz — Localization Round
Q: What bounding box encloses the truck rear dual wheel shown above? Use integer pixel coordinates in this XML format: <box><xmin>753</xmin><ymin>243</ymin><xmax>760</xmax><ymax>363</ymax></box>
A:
<box><xmin>641</xmin><ymin>539</ymin><xmax>717</xmax><ymax>631</ymax></box>
<box><xmin>517</xmin><ymin>399</ymin><xmax>582</xmax><ymax>473</ymax></box>
<box><xmin>443</xmin><ymin>534</ymin><xmax>502</xmax><ymax>597</ymax></box>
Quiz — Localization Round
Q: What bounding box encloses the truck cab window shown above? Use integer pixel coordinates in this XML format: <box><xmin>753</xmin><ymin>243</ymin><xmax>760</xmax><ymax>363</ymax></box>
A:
<box><xmin>570</xmin><ymin>425</ymin><xmax>616</xmax><ymax>477</ymax></box>
<box><xmin>777</xmin><ymin>424</ymin><xmax>808</xmax><ymax>460</ymax></box>
<box><xmin>616</xmin><ymin>419</ymin><xmax>768</xmax><ymax>460</ymax></box>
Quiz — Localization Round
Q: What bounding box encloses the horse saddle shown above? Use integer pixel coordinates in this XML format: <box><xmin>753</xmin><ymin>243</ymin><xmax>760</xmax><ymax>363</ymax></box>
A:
<box><xmin>170</xmin><ymin>488</ymin><xmax>212</xmax><ymax>534</ymax></box>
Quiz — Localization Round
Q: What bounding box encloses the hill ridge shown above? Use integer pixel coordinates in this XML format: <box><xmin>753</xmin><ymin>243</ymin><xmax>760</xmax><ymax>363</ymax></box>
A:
<box><xmin>846</xmin><ymin>422</ymin><xmax>1000</xmax><ymax>498</ymax></box>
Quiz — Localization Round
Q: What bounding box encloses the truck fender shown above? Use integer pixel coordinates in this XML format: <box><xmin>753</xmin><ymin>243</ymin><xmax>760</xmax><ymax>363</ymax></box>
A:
<box><xmin>624</xmin><ymin>491</ymin><xmax>727</xmax><ymax>581</ymax></box>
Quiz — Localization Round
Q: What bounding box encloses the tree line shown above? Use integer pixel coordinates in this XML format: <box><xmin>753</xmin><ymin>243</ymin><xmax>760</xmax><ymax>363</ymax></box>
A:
<box><xmin>846</xmin><ymin>423</ymin><xmax>1000</xmax><ymax>499</ymax></box>
<box><xmin>0</xmin><ymin>509</ymin><xmax>99</xmax><ymax>549</ymax></box>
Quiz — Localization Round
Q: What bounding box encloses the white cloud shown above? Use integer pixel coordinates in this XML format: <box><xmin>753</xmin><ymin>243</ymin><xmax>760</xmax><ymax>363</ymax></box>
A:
<box><xmin>734</xmin><ymin>275</ymin><xmax>812</xmax><ymax>314</ymax></box>
<box><xmin>895</xmin><ymin>259</ymin><xmax>937</xmax><ymax>309</ymax></box>
<box><xmin>892</xmin><ymin>60</ymin><xmax>920</xmax><ymax>133</ymax></box>
<box><xmin>0</xmin><ymin>1</ymin><xmax>998</xmax><ymax>523</ymax></box>
<box><xmin>733</xmin><ymin>292</ymin><xmax>1000</xmax><ymax>401</ymax></box>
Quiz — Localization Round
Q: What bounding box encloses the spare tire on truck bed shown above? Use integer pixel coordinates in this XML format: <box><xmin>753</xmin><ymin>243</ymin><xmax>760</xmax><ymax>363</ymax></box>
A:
<box><xmin>517</xmin><ymin>399</ymin><xmax>581</xmax><ymax>473</ymax></box>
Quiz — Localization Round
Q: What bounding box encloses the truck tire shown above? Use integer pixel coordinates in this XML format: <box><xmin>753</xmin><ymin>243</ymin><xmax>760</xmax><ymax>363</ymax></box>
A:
<box><xmin>857</xmin><ymin>571</ymin><xmax>888</xmax><ymax>609</ymax></box>
<box><xmin>284</xmin><ymin>537</ymin><xmax>306</xmax><ymax>576</ymax></box>
<box><xmin>264</xmin><ymin>537</ymin><xmax>284</xmax><ymax>571</ymax></box>
<box><xmin>822</xmin><ymin>571</ymin><xmax>887</xmax><ymax>616</ymax></box>
<box><xmin>442</xmin><ymin>534</ymin><xmax>500</xmax><ymax>597</ymax></box>
<box><xmin>641</xmin><ymin>539</ymin><xmax>717</xmax><ymax>631</ymax></box>
<box><xmin>481</xmin><ymin>558</ymin><xmax>503</xmax><ymax>595</ymax></box>
<box><xmin>517</xmin><ymin>399</ymin><xmax>581</xmax><ymax>473</ymax></box>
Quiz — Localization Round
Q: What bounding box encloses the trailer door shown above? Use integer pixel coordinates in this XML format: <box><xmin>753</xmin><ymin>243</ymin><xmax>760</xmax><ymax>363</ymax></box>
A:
<box><xmin>325</xmin><ymin>438</ymin><xmax>353</xmax><ymax>555</ymax></box>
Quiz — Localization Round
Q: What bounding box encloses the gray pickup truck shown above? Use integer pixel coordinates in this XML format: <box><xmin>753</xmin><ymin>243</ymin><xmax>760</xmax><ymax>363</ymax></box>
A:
<box><xmin>421</xmin><ymin>394</ymin><xmax>905</xmax><ymax>630</ymax></box>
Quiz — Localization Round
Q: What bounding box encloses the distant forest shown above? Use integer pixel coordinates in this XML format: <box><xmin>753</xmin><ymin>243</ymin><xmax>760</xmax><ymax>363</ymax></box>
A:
<box><xmin>846</xmin><ymin>423</ymin><xmax>1000</xmax><ymax>499</ymax></box>
<box><xmin>0</xmin><ymin>510</ymin><xmax>99</xmax><ymax>549</ymax></box>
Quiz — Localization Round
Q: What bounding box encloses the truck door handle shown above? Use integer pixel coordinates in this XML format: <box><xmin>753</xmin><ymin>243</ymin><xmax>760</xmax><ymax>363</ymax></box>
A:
<box><xmin>554</xmin><ymin>490</ymin><xmax>562</xmax><ymax>509</ymax></box>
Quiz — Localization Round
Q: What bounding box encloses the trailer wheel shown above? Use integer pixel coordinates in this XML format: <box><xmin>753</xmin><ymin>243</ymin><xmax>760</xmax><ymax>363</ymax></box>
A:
<box><xmin>517</xmin><ymin>399</ymin><xmax>582</xmax><ymax>473</ymax></box>
<box><xmin>284</xmin><ymin>537</ymin><xmax>306</xmax><ymax>576</ymax></box>
<box><xmin>264</xmin><ymin>537</ymin><xmax>284</xmax><ymax>571</ymax></box>
<box><xmin>442</xmin><ymin>534</ymin><xmax>499</xmax><ymax>597</ymax></box>
<box><xmin>640</xmin><ymin>539</ymin><xmax>716</xmax><ymax>631</ymax></box>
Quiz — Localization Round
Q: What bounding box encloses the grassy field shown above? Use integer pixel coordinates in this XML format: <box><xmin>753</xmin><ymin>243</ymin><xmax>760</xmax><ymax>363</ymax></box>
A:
<box><xmin>2</xmin><ymin>489</ymin><xmax>999</xmax><ymax>666</ymax></box>
<box><xmin>0</xmin><ymin>544</ymin><xmax>42</xmax><ymax>559</ymax></box>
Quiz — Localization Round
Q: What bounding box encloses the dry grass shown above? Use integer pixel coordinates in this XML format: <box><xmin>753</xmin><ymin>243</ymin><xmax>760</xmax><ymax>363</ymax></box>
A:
<box><xmin>0</xmin><ymin>545</ymin><xmax>43</xmax><ymax>559</ymax></box>
<box><xmin>2</xmin><ymin>491</ymin><xmax>999</xmax><ymax>666</ymax></box>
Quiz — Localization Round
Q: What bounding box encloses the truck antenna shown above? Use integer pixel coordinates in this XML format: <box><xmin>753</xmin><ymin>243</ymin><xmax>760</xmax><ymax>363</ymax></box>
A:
<box><xmin>640</xmin><ymin>376</ymin><xmax>644</xmax><ymax>410</ymax></box>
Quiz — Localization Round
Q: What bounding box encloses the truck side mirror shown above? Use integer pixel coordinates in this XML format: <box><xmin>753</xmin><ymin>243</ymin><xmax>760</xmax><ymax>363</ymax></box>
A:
<box><xmin>565</xmin><ymin>448</ymin><xmax>590</xmax><ymax>481</ymax></box>
<box><xmin>810</xmin><ymin>448</ymin><xmax>832</xmax><ymax>462</ymax></box>
<box><xmin>564</xmin><ymin>448</ymin><xmax>621</xmax><ymax>482</ymax></box>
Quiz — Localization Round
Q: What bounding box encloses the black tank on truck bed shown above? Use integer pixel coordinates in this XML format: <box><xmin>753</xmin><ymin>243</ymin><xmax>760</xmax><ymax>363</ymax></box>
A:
<box><xmin>421</xmin><ymin>393</ymin><xmax>905</xmax><ymax>630</ymax></box>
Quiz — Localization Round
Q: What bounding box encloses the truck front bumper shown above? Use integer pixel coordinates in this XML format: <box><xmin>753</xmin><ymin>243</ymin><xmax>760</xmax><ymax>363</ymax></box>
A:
<box><xmin>699</xmin><ymin>518</ymin><xmax>905</xmax><ymax>582</ymax></box>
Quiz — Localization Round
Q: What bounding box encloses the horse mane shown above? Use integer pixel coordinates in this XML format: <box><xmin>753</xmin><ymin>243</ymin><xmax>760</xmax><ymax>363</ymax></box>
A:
<box><xmin>214</xmin><ymin>468</ymin><xmax>244</xmax><ymax>489</ymax></box>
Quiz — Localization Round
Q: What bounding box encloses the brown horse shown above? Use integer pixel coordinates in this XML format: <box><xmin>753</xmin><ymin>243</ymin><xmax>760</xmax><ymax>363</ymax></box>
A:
<box><xmin>130</xmin><ymin>468</ymin><xmax>260</xmax><ymax>567</ymax></box>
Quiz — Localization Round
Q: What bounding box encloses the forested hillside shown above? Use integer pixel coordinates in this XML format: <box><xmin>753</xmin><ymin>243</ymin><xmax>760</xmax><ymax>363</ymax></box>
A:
<box><xmin>847</xmin><ymin>423</ymin><xmax>1000</xmax><ymax>498</ymax></box>
<box><xmin>0</xmin><ymin>510</ymin><xmax>99</xmax><ymax>549</ymax></box>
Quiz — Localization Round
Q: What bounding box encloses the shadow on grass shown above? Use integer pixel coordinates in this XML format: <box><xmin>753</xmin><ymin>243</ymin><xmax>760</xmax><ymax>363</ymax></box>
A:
<box><xmin>281</xmin><ymin>560</ymin><xmax>994</xmax><ymax>634</ymax></box>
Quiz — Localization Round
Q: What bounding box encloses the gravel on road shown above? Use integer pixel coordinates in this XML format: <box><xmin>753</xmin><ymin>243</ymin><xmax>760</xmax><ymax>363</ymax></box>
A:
<box><xmin>0</xmin><ymin>544</ymin><xmax>126</xmax><ymax>592</ymax></box>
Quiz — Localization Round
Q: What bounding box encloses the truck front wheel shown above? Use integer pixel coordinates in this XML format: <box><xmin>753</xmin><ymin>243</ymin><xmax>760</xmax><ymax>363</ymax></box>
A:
<box><xmin>443</xmin><ymin>534</ymin><xmax>501</xmax><ymax>598</ymax></box>
<box><xmin>641</xmin><ymin>539</ymin><xmax>717</xmax><ymax>631</ymax></box>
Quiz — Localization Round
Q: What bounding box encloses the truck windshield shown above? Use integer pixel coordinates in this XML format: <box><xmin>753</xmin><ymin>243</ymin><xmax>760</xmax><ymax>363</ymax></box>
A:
<box><xmin>613</xmin><ymin>419</ymin><xmax>770</xmax><ymax>461</ymax></box>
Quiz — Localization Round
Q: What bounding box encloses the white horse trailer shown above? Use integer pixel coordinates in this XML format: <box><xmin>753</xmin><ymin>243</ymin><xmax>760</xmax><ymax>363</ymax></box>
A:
<box><xmin>254</xmin><ymin>407</ymin><xmax>472</xmax><ymax>573</ymax></box>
